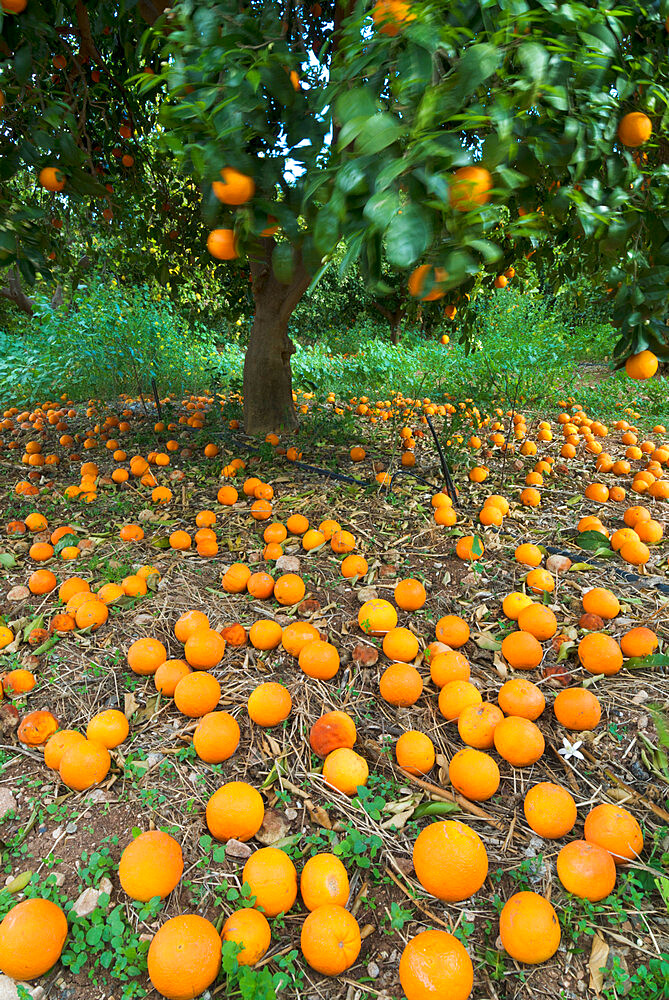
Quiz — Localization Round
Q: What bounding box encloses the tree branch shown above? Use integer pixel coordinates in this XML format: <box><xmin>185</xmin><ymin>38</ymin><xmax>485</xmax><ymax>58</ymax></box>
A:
<box><xmin>0</xmin><ymin>267</ymin><xmax>35</xmax><ymax>316</ymax></box>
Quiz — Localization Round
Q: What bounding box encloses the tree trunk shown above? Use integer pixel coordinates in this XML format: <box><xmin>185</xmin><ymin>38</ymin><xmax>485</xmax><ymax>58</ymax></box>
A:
<box><xmin>0</xmin><ymin>266</ymin><xmax>35</xmax><ymax>316</ymax></box>
<box><xmin>242</xmin><ymin>240</ymin><xmax>311</xmax><ymax>436</ymax></box>
<box><xmin>390</xmin><ymin>310</ymin><xmax>403</xmax><ymax>345</ymax></box>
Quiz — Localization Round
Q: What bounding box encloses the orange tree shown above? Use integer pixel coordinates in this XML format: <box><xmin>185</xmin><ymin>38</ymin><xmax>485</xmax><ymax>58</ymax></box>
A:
<box><xmin>1</xmin><ymin>0</ymin><xmax>668</xmax><ymax>431</ymax></box>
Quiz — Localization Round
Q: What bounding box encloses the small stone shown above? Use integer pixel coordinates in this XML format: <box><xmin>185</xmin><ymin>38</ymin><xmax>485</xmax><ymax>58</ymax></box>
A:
<box><xmin>0</xmin><ymin>789</ymin><xmax>17</xmax><ymax>820</ymax></box>
<box><xmin>51</xmin><ymin>873</ymin><xmax>66</xmax><ymax>887</ymax></box>
<box><xmin>285</xmin><ymin>808</ymin><xmax>298</xmax><ymax>821</ymax></box>
<box><xmin>356</xmin><ymin>586</ymin><xmax>378</xmax><ymax>604</ymax></box>
<box><xmin>72</xmin><ymin>887</ymin><xmax>105</xmax><ymax>918</ymax></box>
<box><xmin>352</xmin><ymin>643</ymin><xmax>379</xmax><ymax>667</ymax></box>
<box><xmin>98</xmin><ymin>877</ymin><xmax>113</xmax><ymax>897</ymax></box>
<box><xmin>146</xmin><ymin>753</ymin><xmax>164</xmax><ymax>768</ymax></box>
<box><xmin>52</xmin><ymin>827</ymin><xmax>62</xmax><ymax>840</ymax></box>
<box><xmin>632</xmin><ymin>690</ymin><xmax>649</xmax><ymax>705</ymax></box>
<box><xmin>30</xmin><ymin>987</ymin><xmax>46</xmax><ymax>1000</ymax></box>
<box><xmin>85</xmin><ymin>788</ymin><xmax>108</xmax><ymax>804</ymax></box>
<box><xmin>367</xmin><ymin>962</ymin><xmax>380</xmax><ymax>979</ymax></box>
<box><xmin>6</xmin><ymin>587</ymin><xmax>29</xmax><ymax>603</ymax></box>
<box><xmin>275</xmin><ymin>555</ymin><xmax>300</xmax><ymax>573</ymax></box>
<box><xmin>0</xmin><ymin>975</ymin><xmax>20</xmax><ymax>1000</ymax></box>
<box><xmin>225</xmin><ymin>839</ymin><xmax>252</xmax><ymax>860</ymax></box>
<box><xmin>255</xmin><ymin>809</ymin><xmax>289</xmax><ymax>846</ymax></box>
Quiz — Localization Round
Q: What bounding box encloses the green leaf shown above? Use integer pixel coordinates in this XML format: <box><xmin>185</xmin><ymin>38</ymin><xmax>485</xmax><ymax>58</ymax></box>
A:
<box><xmin>384</xmin><ymin>204</ymin><xmax>431</xmax><ymax>267</ymax></box>
<box><xmin>313</xmin><ymin>207</ymin><xmax>339</xmax><ymax>255</ymax></box>
<box><xmin>355</xmin><ymin>113</ymin><xmax>403</xmax><ymax>156</ymax></box>
<box><xmin>455</xmin><ymin>43</ymin><xmax>500</xmax><ymax>98</ymax></box>
<box><xmin>576</xmin><ymin>530</ymin><xmax>612</xmax><ymax>552</ymax></box>
<box><xmin>0</xmin><ymin>553</ymin><xmax>17</xmax><ymax>569</ymax></box>
<box><xmin>624</xmin><ymin>654</ymin><xmax>669</xmax><ymax>671</ymax></box>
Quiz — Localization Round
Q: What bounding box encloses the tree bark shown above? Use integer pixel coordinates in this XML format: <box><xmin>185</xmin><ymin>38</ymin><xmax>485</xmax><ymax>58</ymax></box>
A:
<box><xmin>371</xmin><ymin>300</ymin><xmax>406</xmax><ymax>344</ymax></box>
<box><xmin>0</xmin><ymin>266</ymin><xmax>35</xmax><ymax>316</ymax></box>
<box><xmin>242</xmin><ymin>240</ymin><xmax>311</xmax><ymax>436</ymax></box>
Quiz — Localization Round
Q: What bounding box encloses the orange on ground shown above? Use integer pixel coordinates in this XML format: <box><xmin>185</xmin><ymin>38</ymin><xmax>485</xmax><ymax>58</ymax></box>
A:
<box><xmin>577</xmin><ymin>633</ymin><xmax>623</xmax><ymax>676</ymax></box>
<box><xmin>300</xmin><ymin>904</ymin><xmax>361</xmax><ymax>976</ymax></box>
<box><xmin>184</xmin><ymin>629</ymin><xmax>226</xmax><ymax>669</ymax></box>
<box><xmin>86</xmin><ymin>709</ymin><xmax>129</xmax><ymax>748</ymax></box>
<box><xmin>499</xmin><ymin>891</ymin><xmax>560</xmax><ymax>964</ymax></box>
<box><xmin>248</xmin><ymin>682</ymin><xmax>292</xmax><ymax>727</ymax></box>
<box><xmin>449</xmin><ymin>748</ymin><xmax>500</xmax><ymax>801</ymax></box>
<box><xmin>584</xmin><ymin>803</ymin><xmax>643</xmax><ymax>864</ymax></box>
<box><xmin>0</xmin><ymin>898</ymin><xmax>68</xmax><ymax>980</ymax></box>
<box><xmin>395</xmin><ymin>730</ymin><xmax>435</xmax><ymax>775</ymax></box>
<box><xmin>430</xmin><ymin>650</ymin><xmax>470</xmax><ymax>687</ymax></box>
<box><xmin>498</xmin><ymin>677</ymin><xmax>545</xmax><ymax>721</ymax></box>
<box><xmin>299</xmin><ymin>640</ymin><xmax>340</xmax><ymax>680</ymax></box>
<box><xmin>413</xmin><ymin>820</ymin><xmax>488</xmax><ymax>902</ymax></box>
<box><xmin>206</xmin><ymin>781</ymin><xmax>264</xmax><ymax>842</ymax></box>
<box><xmin>379</xmin><ymin>663</ymin><xmax>423</xmax><ymax>707</ymax></box>
<box><xmin>435</xmin><ymin>614</ymin><xmax>470</xmax><ymax>648</ymax></box>
<box><xmin>523</xmin><ymin>782</ymin><xmax>577</xmax><ymax>839</ymax></box>
<box><xmin>44</xmin><ymin>730</ymin><xmax>86</xmax><ymax>770</ymax></box>
<box><xmin>127</xmin><ymin>637</ymin><xmax>167</xmax><ymax>676</ymax></box>
<box><xmin>119</xmin><ymin>830</ymin><xmax>183</xmax><ymax>901</ymax></box>
<box><xmin>553</xmin><ymin>687</ymin><xmax>601</xmax><ymax>731</ymax></box>
<box><xmin>494</xmin><ymin>716</ymin><xmax>545</xmax><ymax>766</ymax></box>
<box><xmin>221</xmin><ymin>908</ymin><xmax>271</xmax><ymax>967</ymax></box>
<box><xmin>59</xmin><ymin>739</ymin><xmax>111</xmax><ymax>790</ymax></box>
<box><xmin>323</xmin><ymin>747</ymin><xmax>368</xmax><ymax>795</ymax></box>
<box><xmin>438</xmin><ymin>680</ymin><xmax>482</xmax><ymax>720</ymax></box>
<box><xmin>358</xmin><ymin>598</ymin><xmax>397</xmax><ymax>636</ymax></box>
<box><xmin>154</xmin><ymin>659</ymin><xmax>191</xmax><ymax>697</ymax></box>
<box><xmin>382</xmin><ymin>627</ymin><xmax>419</xmax><ymax>662</ymax></box>
<box><xmin>242</xmin><ymin>847</ymin><xmax>298</xmax><ymax>916</ymax></box>
<box><xmin>193</xmin><ymin>712</ymin><xmax>240</xmax><ymax>763</ymax></box>
<box><xmin>399</xmin><ymin>929</ymin><xmax>474</xmax><ymax>1000</ymax></box>
<box><xmin>457</xmin><ymin>702</ymin><xmax>504</xmax><ymax>749</ymax></box>
<box><xmin>394</xmin><ymin>578</ymin><xmax>427</xmax><ymax>610</ymax></box>
<box><xmin>300</xmin><ymin>853</ymin><xmax>350</xmax><ymax>911</ymax></box>
<box><xmin>557</xmin><ymin>840</ymin><xmax>616</xmax><ymax>901</ymax></box>
<box><xmin>174</xmin><ymin>671</ymin><xmax>221</xmax><ymax>717</ymax></box>
<box><xmin>174</xmin><ymin>609</ymin><xmax>209</xmax><ymax>643</ymax></box>
<box><xmin>147</xmin><ymin>915</ymin><xmax>221</xmax><ymax>1000</ymax></box>
<box><xmin>309</xmin><ymin>711</ymin><xmax>357</xmax><ymax>757</ymax></box>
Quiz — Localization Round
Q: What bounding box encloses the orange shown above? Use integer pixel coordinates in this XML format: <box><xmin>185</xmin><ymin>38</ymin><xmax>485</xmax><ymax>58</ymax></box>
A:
<box><xmin>242</xmin><ymin>847</ymin><xmax>298</xmax><ymax>917</ymax></box>
<box><xmin>501</xmin><ymin>630</ymin><xmax>543</xmax><ymax>670</ymax></box>
<box><xmin>174</xmin><ymin>609</ymin><xmax>209</xmax><ymax>643</ymax></box>
<box><xmin>300</xmin><ymin>904</ymin><xmax>361</xmax><ymax>976</ymax></box>
<box><xmin>300</xmin><ymin>853</ymin><xmax>350</xmax><ymax>911</ymax></box>
<box><xmin>497</xmin><ymin>677</ymin><xmax>545</xmax><ymax>721</ymax></box>
<box><xmin>59</xmin><ymin>739</ymin><xmax>111</xmax><ymax>790</ymax></box>
<box><xmin>525</xmin><ymin>568</ymin><xmax>555</xmax><ymax>594</ymax></box>
<box><xmin>557</xmin><ymin>840</ymin><xmax>616</xmax><ymax>901</ymax></box>
<box><xmin>413</xmin><ymin>820</ymin><xmax>488</xmax><ymax>902</ymax></box>
<box><xmin>399</xmin><ymin>930</ymin><xmax>474</xmax><ymax>1000</ymax></box>
<box><xmin>494</xmin><ymin>716</ymin><xmax>545</xmax><ymax>766</ymax></box>
<box><xmin>394</xmin><ymin>578</ymin><xmax>427</xmax><ymax>610</ymax></box>
<box><xmin>340</xmin><ymin>554</ymin><xmax>368</xmax><ymax>577</ymax></box>
<box><xmin>222</xmin><ymin>562</ymin><xmax>252</xmax><ymax>594</ymax></box>
<box><xmin>207</xmin><ymin>227</ymin><xmax>238</xmax><ymax>259</ymax></box>
<box><xmin>517</xmin><ymin>604</ymin><xmax>557</xmax><ymax>641</ymax></box>
<box><xmin>174</xmin><ymin>672</ymin><xmax>221</xmax><ymax>717</ymax></box>
<box><xmin>499</xmin><ymin>892</ymin><xmax>560</xmax><ymax>964</ymax></box>
<box><xmin>553</xmin><ymin>688</ymin><xmax>601</xmax><ymax>731</ymax></box>
<box><xmin>323</xmin><ymin>747</ymin><xmax>369</xmax><ymax>795</ymax></box>
<box><xmin>309</xmin><ymin>711</ymin><xmax>357</xmax><ymax>757</ymax></box>
<box><xmin>119</xmin><ymin>831</ymin><xmax>184</xmax><ymax>901</ymax></box>
<box><xmin>299</xmin><ymin>640</ymin><xmax>340</xmax><ymax>680</ymax></box>
<box><xmin>154</xmin><ymin>659</ymin><xmax>191</xmax><ymax>696</ymax></box>
<box><xmin>503</xmin><ymin>592</ymin><xmax>534</xmax><ymax>620</ymax></box>
<box><xmin>58</xmin><ymin>576</ymin><xmax>90</xmax><ymax>603</ymax></box>
<box><xmin>148</xmin><ymin>915</ymin><xmax>221</xmax><ymax>1000</ymax></box>
<box><xmin>274</xmin><ymin>573</ymin><xmax>306</xmax><ymax>606</ymax></box>
<box><xmin>438</xmin><ymin>679</ymin><xmax>482</xmax><ymax>720</ymax></box>
<box><xmin>249</xmin><ymin>619</ymin><xmax>283</xmax><ymax>651</ymax></box>
<box><xmin>213</xmin><ymin>166</ymin><xmax>255</xmax><ymax>204</ymax></box>
<box><xmin>435</xmin><ymin>614</ymin><xmax>470</xmax><ymax>648</ymax></box>
<box><xmin>395</xmin><ymin>730</ymin><xmax>435</xmax><ymax>775</ymax></box>
<box><xmin>577</xmin><ymin>633</ymin><xmax>623</xmax><ymax>676</ymax></box>
<box><xmin>28</xmin><ymin>569</ymin><xmax>58</xmax><ymax>594</ymax></box>
<box><xmin>184</xmin><ymin>629</ymin><xmax>226</xmax><ymax>669</ymax></box>
<box><xmin>221</xmin><ymin>908</ymin><xmax>271</xmax><ymax>967</ymax></box>
<box><xmin>379</xmin><ymin>663</ymin><xmax>423</xmax><ymax>706</ymax></box>
<box><xmin>86</xmin><ymin>709</ymin><xmax>129</xmax><ymax>748</ymax></box>
<box><xmin>457</xmin><ymin>702</ymin><xmax>504</xmax><ymax>749</ymax></box>
<box><xmin>635</xmin><ymin>519</ymin><xmax>663</xmax><ymax>544</ymax></box>
<box><xmin>358</xmin><ymin>598</ymin><xmax>397</xmax><ymax>635</ymax></box>
<box><xmin>17</xmin><ymin>710</ymin><xmax>59</xmax><ymax>746</ymax></box>
<box><xmin>519</xmin><ymin>487</ymin><xmax>541</xmax><ymax>507</ymax></box>
<box><xmin>331</xmin><ymin>529</ymin><xmax>356</xmax><ymax>553</ymax></box>
<box><xmin>248</xmin><ymin>681</ymin><xmax>292</xmax><ymax>727</ymax></box>
<box><xmin>523</xmin><ymin>782</ymin><xmax>577</xmax><ymax>839</ymax></box>
<box><xmin>1</xmin><ymin>669</ymin><xmax>36</xmax><ymax>697</ymax></box>
<box><xmin>449</xmin><ymin>748</ymin><xmax>500</xmax><ymax>801</ymax></box>
<box><xmin>43</xmin><ymin>730</ymin><xmax>86</xmax><ymax>770</ymax></box>
<box><xmin>407</xmin><ymin>264</ymin><xmax>447</xmax><ymax>301</ymax></box>
<box><xmin>75</xmin><ymin>599</ymin><xmax>109</xmax><ymax>630</ymax></box>
<box><xmin>430</xmin><ymin>650</ymin><xmax>470</xmax><ymax>687</ymax></box>
<box><xmin>449</xmin><ymin>165</ymin><xmax>492</xmax><ymax>211</ymax></box>
<box><xmin>0</xmin><ymin>898</ymin><xmax>68</xmax><ymax>980</ymax></box>
<box><xmin>582</xmin><ymin>588</ymin><xmax>620</xmax><ymax>620</ymax></box>
<box><xmin>193</xmin><ymin>711</ymin><xmax>240</xmax><ymax>763</ymax></box>
<box><xmin>514</xmin><ymin>543</ymin><xmax>543</xmax><ymax>567</ymax></box>
<box><xmin>127</xmin><ymin>637</ymin><xmax>167</xmax><ymax>675</ymax></box>
<box><xmin>282</xmin><ymin>621</ymin><xmax>320</xmax><ymax>657</ymax></box>
<box><xmin>382</xmin><ymin>626</ymin><xmax>419</xmax><ymax>662</ymax></box>
<box><xmin>617</xmin><ymin>112</ymin><xmax>652</xmax><ymax>148</ymax></box>
<box><xmin>206</xmin><ymin>781</ymin><xmax>264</xmax><ymax>842</ymax></box>
<box><xmin>623</xmin><ymin>505</ymin><xmax>651</xmax><ymax>527</ymax></box>
<box><xmin>584</xmin><ymin>803</ymin><xmax>643</xmax><ymax>864</ymax></box>
<box><xmin>220</xmin><ymin>623</ymin><xmax>248</xmax><ymax>647</ymax></box>
<box><xmin>619</xmin><ymin>537</ymin><xmax>650</xmax><ymax>565</ymax></box>
<box><xmin>620</xmin><ymin>626</ymin><xmax>658</xmax><ymax>658</ymax></box>
<box><xmin>456</xmin><ymin>535</ymin><xmax>484</xmax><ymax>560</ymax></box>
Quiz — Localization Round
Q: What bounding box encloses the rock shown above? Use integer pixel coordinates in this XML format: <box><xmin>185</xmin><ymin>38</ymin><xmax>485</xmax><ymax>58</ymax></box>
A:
<box><xmin>146</xmin><ymin>753</ymin><xmax>164</xmax><ymax>768</ymax></box>
<box><xmin>352</xmin><ymin>643</ymin><xmax>379</xmax><ymax>667</ymax></box>
<box><xmin>275</xmin><ymin>555</ymin><xmax>300</xmax><ymax>573</ymax></box>
<box><xmin>71</xmin><ymin>884</ymin><xmax>110</xmax><ymax>918</ymax></box>
<box><xmin>0</xmin><ymin>704</ymin><xmax>19</xmax><ymax>736</ymax></box>
<box><xmin>546</xmin><ymin>554</ymin><xmax>572</xmax><ymax>574</ymax></box>
<box><xmin>84</xmin><ymin>788</ymin><xmax>108</xmax><ymax>804</ymax></box>
<box><xmin>356</xmin><ymin>586</ymin><xmax>378</xmax><ymax>604</ymax></box>
<box><xmin>248</xmin><ymin>550</ymin><xmax>263</xmax><ymax>564</ymax></box>
<box><xmin>297</xmin><ymin>599</ymin><xmax>321</xmax><ymax>617</ymax></box>
<box><xmin>0</xmin><ymin>975</ymin><xmax>20</xmax><ymax>1000</ymax></box>
<box><xmin>6</xmin><ymin>587</ymin><xmax>29</xmax><ymax>603</ymax></box>
<box><xmin>225</xmin><ymin>839</ymin><xmax>252</xmax><ymax>860</ymax></box>
<box><xmin>65</xmin><ymin>822</ymin><xmax>77</xmax><ymax>835</ymax></box>
<box><xmin>30</xmin><ymin>987</ymin><xmax>46</xmax><ymax>1000</ymax></box>
<box><xmin>0</xmin><ymin>789</ymin><xmax>17</xmax><ymax>820</ymax></box>
<box><xmin>367</xmin><ymin>962</ymin><xmax>380</xmax><ymax>979</ymax></box>
<box><xmin>255</xmin><ymin>809</ymin><xmax>289</xmax><ymax>845</ymax></box>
